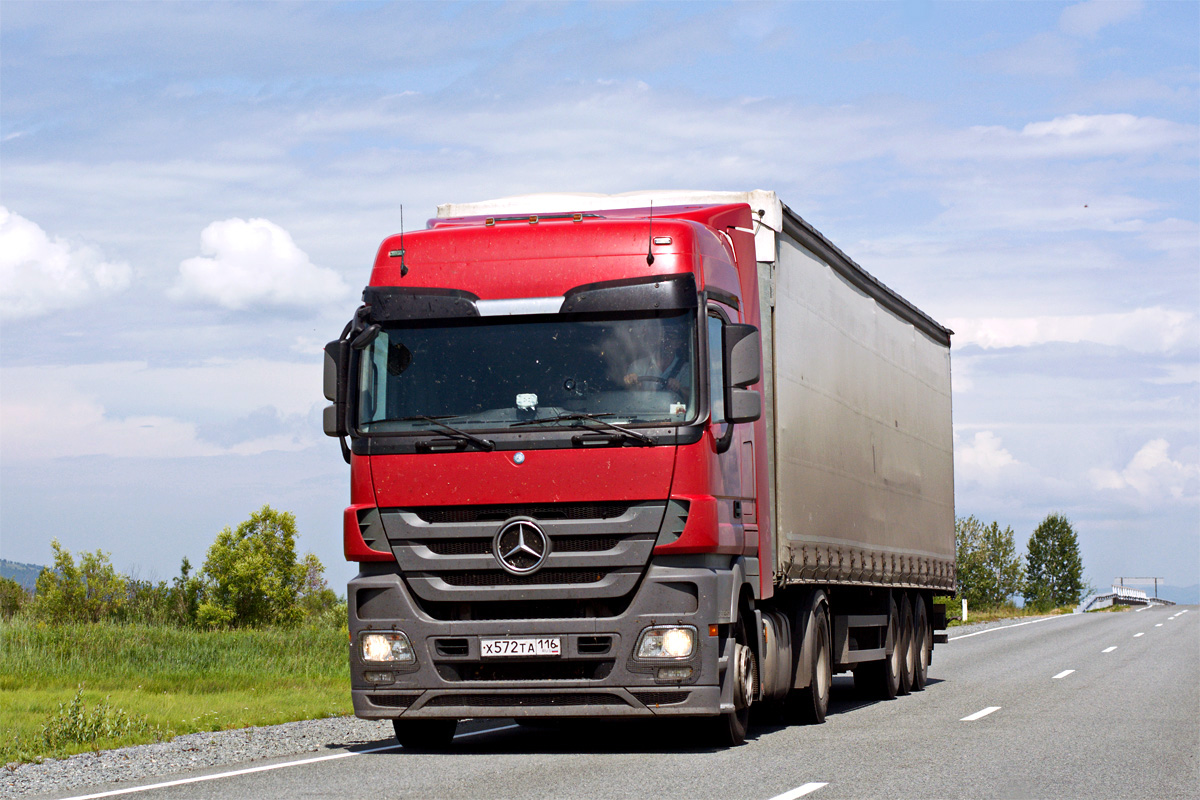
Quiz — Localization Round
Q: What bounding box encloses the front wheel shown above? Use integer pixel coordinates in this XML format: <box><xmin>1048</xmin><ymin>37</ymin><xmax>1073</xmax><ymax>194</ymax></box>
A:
<box><xmin>713</xmin><ymin>615</ymin><xmax>755</xmax><ymax>746</ymax></box>
<box><xmin>393</xmin><ymin>718</ymin><xmax>457</xmax><ymax>751</ymax></box>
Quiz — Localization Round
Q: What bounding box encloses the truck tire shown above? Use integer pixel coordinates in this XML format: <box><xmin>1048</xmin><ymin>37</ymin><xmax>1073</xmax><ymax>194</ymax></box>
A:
<box><xmin>393</xmin><ymin>718</ymin><xmax>457</xmax><ymax>751</ymax></box>
<box><xmin>911</xmin><ymin>594</ymin><xmax>930</xmax><ymax>691</ymax></box>
<box><xmin>792</xmin><ymin>603</ymin><xmax>831</xmax><ymax>724</ymax></box>
<box><xmin>854</xmin><ymin>595</ymin><xmax>900</xmax><ymax>700</ymax></box>
<box><xmin>898</xmin><ymin>593</ymin><xmax>914</xmax><ymax>696</ymax></box>
<box><xmin>714</xmin><ymin>614</ymin><xmax>755</xmax><ymax>746</ymax></box>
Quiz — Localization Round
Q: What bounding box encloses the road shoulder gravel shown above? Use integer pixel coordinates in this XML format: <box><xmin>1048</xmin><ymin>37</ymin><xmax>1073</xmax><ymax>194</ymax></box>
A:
<box><xmin>1</xmin><ymin>717</ymin><xmax>395</xmax><ymax>799</ymax></box>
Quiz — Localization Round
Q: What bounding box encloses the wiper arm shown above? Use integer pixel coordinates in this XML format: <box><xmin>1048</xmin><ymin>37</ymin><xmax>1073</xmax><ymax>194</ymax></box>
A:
<box><xmin>399</xmin><ymin>415</ymin><xmax>495</xmax><ymax>452</ymax></box>
<box><xmin>510</xmin><ymin>412</ymin><xmax>655</xmax><ymax>446</ymax></box>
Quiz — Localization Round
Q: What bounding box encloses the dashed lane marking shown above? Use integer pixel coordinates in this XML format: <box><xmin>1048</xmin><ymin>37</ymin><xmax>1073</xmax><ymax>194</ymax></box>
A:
<box><xmin>767</xmin><ymin>782</ymin><xmax>829</xmax><ymax>800</ymax></box>
<box><xmin>961</xmin><ymin>706</ymin><xmax>1001</xmax><ymax>721</ymax></box>
<box><xmin>56</xmin><ymin>724</ymin><xmax>520</xmax><ymax>800</ymax></box>
<box><xmin>1052</xmin><ymin>670</ymin><xmax>1075</xmax><ymax>679</ymax></box>
<box><xmin>1156</xmin><ymin>623</ymin><xmax>1163</xmax><ymax>627</ymax></box>
<box><xmin>1102</xmin><ymin>646</ymin><xmax>1118</xmax><ymax>653</ymax></box>
<box><xmin>1134</xmin><ymin>632</ymin><xmax>1144</xmax><ymax>637</ymax></box>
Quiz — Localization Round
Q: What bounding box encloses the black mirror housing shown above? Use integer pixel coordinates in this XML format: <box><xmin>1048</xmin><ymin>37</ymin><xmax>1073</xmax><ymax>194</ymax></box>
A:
<box><xmin>723</xmin><ymin>324</ymin><xmax>762</xmax><ymax>424</ymax></box>
<box><xmin>726</xmin><ymin>387</ymin><xmax>762</xmax><ymax>424</ymax></box>
<box><xmin>724</xmin><ymin>324</ymin><xmax>761</xmax><ymax>388</ymax></box>
<box><xmin>323</xmin><ymin>340</ymin><xmax>349</xmax><ymax>437</ymax></box>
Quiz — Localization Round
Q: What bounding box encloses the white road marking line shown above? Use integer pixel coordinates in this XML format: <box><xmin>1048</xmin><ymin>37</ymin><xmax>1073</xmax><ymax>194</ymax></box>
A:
<box><xmin>1102</xmin><ymin>646</ymin><xmax>1118</xmax><ymax>653</ymax></box>
<box><xmin>1136</xmin><ymin>606</ymin><xmax>1149</xmax><ymax>612</ymax></box>
<box><xmin>1180</xmin><ymin>609</ymin><xmax>1189</xmax><ymax>614</ymax></box>
<box><xmin>56</xmin><ymin>723</ymin><xmax>520</xmax><ymax>800</ymax></box>
<box><xmin>1134</xmin><ymin>632</ymin><xmax>1144</xmax><ymax>637</ymax></box>
<box><xmin>767</xmin><ymin>782</ymin><xmax>829</xmax><ymax>800</ymax></box>
<box><xmin>948</xmin><ymin>614</ymin><xmax>1073</xmax><ymax>640</ymax></box>
<box><xmin>961</xmin><ymin>706</ymin><xmax>1001</xmax><ymax>721</ymax></box>
<box><xmin>1052</xmin><ymin>669</ymin><xmax>1075</xmax><ymax>679</ymax></box>
<box><xmin>1156</xmin><ymin>623</ymin><xmax>1163</xmax><ymax>627</ymax></box>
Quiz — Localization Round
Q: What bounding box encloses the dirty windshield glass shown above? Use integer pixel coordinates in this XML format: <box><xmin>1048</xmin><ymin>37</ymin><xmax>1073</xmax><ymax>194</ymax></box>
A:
<box><xmin>357</xmin><ymin>310</ymin><xmax>698</xmax><ymax>432</ymax></box>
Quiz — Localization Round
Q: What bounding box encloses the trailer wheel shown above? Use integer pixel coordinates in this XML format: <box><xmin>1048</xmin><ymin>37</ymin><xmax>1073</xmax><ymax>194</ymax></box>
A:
<box><xmin>898</xmin><ymin>594</ymin><xmax>914</xmax><ymax>696</ymax></box>
<box><xmin>911</xmin><ymin>594</ymin><xmax>930</xmax><ymax>691</ymax></box>
<box><xmin>393</xmin><ymin>718</ymin><xmax>457</xmax><ymax>751</ymax></box>
<box><xmin>714</xmin><ymin>614</ymin><xmax>754</xmax><ymax>746</ymax></box>
<box><xmin>792</xmin><ymin>603</ymin><xmax>831</xmax><ymax>724</ymax></box>
<box><xmin>854</xmin><ymin>595</ymin><xmax>900</xmax><ymax>700</ymax></box>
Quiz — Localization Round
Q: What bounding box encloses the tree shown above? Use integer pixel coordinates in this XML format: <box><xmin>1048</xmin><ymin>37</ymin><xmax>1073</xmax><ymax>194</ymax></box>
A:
<box><xmin>31</xmin><ymin>540</ymin><xmax>128</xmax><ymax>623</ymax></box>
<box><xmin>1024</xmin><ymin>513</ymin><xmax>1085</xmax><ymax>611</ymax></box>
<box><xmin>0</xmin><ymin>576</ymin><xmax>29</xmax><ymax>619</ymax></box>
<box><xmin>955</xmin><ymin>516</ymin><xmax>1024</xmax><ymax>609</ymax></box>
<box><xmin>195</xmin><ymin>505</ymin><xmax>319</xmax><ymax>628</ymax></box>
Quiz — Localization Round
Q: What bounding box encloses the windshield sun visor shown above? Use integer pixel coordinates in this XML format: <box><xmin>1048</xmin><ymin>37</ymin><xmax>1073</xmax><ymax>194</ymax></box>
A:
<box><xmin>363</xmin><ymin>286</ymin><xmax>481</xmax><ymax>322</ymax></box>
<box><xmin>559</xmin><ymin>273</ymin><xmax>697</xmax><ymax>315</ymax></box>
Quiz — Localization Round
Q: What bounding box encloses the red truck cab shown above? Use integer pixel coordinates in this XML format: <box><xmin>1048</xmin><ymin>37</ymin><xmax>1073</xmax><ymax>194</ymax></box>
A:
<box><xmin>325</xmin><ymin>202</ymin><xmax>771</xmax><ymax>746</ymax></box>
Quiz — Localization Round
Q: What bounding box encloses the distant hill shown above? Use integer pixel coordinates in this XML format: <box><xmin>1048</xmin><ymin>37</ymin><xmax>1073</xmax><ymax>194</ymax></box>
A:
<box><xmin>0</xmin><ymin>559</ymin><xmax>45</xmax><ymax>593</ymax></box>
<box><xmin>1155</xmin><ymin>584</ymin><xmax>1199</xmax><ymax>606</ymax></box>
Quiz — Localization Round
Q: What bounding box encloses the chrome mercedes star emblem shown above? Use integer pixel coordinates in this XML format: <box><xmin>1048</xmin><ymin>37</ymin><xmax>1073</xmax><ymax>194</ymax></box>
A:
<box><xmin>493</xmin><ymin>518</ymin><xmax>549</xmax><ymax>575</ymax></box>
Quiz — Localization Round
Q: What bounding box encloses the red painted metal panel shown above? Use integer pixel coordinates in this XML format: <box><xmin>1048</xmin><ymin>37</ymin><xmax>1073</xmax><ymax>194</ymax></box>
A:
<box><xmin>370</xmin><ymin>446</ymin><xmax>677</xmax><ymax>508</ymax></box>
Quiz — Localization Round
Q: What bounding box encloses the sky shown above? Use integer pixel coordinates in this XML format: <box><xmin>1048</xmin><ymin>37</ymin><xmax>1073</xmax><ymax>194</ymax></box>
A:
<box><xmin>1</xmin><ymin>1</ymin><xmax>1197</xmax><ymax>593</ymax></box>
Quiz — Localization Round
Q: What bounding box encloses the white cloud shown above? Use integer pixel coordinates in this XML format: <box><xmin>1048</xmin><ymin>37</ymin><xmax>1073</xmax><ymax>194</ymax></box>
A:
<box><xmin>1060</xmin><ymin>1</ymin><xmax>1143</xmax><ymax>38</ymax></box>
<box><xmin>956</xmin><ymin>114</ymin><xmax>1195</xmax><ymax>160</ymax></box>
<box><xmin>0</xmin><ymin>360</ymin><xmax>322</xmax><ymax>460</ymax></box>
<box><xmin>955</xmin><ymin>430</ymin><xmax>1022</xmax><ymax>485</ymax></box>
<box><xmin>985</xmin><ymin>32</ymin><xmax>1079</xmax><ymax>78</ymax></box>
<box><xmin>0</xmin><ymin>207</ymin><xmax>132</xmax><ymax>320</ymax></box>
<box><xmin>170</xmin><ymin>217</ymin><xmax>350</xmax><ymax>311</ymax></box>
<box><xmin>1089</xmin><ymin>439</ymin><xmax>1199</xmax><ymax>502</ymax></box>
<box><xmin>946</xmin><ymin>308</ymin><xmax>1198</xmax><ymax>354</ymax></box>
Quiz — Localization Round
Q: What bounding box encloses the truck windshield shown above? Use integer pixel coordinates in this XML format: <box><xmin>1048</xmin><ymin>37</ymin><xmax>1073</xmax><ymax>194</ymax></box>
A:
<box><xmin>357</xmin><ymin>309</ymin><xmax>698</xmax><ymax>432</ymax></box>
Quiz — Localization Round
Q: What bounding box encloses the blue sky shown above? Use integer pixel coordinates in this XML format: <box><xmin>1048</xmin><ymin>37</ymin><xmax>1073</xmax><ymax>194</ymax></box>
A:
<box><xmin>1</xmin><ymin>0</ymin><xmax>1197</xmax><ymax>591</ymax></box>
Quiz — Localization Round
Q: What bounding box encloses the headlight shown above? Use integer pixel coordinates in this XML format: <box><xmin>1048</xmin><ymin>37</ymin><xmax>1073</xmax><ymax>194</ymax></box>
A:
<box><xmin>636</xmin><ymin>625</ymin><xmax>696</xmax><ymax>659</ymax></box>
<box><xmin>360</xmin><ymin>631</ymin><xmax>415</xmax><ymax>663</ymax></box>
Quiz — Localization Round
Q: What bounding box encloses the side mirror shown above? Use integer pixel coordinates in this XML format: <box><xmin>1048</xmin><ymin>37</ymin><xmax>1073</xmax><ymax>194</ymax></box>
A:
<box><xmin>723</xmin><ymin>324</ymin><xmax>762</xmax><ymax>424</ymax></box>
<box><xmin>323</xmin><ymin>340</ymin><xmax>349</xmax><ymax>437</ymax></box>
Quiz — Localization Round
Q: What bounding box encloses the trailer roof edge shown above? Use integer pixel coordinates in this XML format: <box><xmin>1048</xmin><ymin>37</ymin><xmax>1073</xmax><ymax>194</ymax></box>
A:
<box><xmin>779</xmin><ymin>203</ymin><xmax>953</xmax><ymax>347</ymax></box>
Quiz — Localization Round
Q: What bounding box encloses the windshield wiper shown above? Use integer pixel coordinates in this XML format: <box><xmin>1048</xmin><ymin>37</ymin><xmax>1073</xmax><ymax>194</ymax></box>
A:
<box><xmin>509</xmin><ymin>412</ymin><xmax>655</xmax><ymax>446</ymax></box>
<box><xmin>399</xmin><ymin>415</ymin><xmax>495</xmax><ymax>451</ymax></box>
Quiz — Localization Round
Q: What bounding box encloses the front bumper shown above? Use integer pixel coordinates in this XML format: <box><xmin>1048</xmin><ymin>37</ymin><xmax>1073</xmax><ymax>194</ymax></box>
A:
<box><xmin>348</xmin><ymin>561</ymin><xmax>730</xmax><ymax>719</ymax></box>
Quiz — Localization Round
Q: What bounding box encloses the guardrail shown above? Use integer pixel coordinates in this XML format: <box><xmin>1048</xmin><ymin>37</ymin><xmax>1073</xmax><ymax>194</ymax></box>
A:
<box><xmin>1075</xmin><ymin>586</ymin><xmax>1176</xmax><ymax>613</ymax></box>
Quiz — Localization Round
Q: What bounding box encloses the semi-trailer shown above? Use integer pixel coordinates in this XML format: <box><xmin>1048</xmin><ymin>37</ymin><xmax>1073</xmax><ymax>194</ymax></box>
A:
<box><xmin>323</xmin><ymin>190</ymin><xmax>955</xmax><ymax>747</ymax></box>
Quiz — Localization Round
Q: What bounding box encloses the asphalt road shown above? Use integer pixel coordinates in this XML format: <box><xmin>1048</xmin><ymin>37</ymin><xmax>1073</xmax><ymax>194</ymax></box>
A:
<box><xmin>44</xmin><ymin>604</ymin><xmax>1198</xmax><ymax>800</ymax></box>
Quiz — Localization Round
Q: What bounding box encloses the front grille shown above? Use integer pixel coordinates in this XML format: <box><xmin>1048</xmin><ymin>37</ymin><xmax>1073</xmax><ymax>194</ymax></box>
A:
<box><xmin>437</xmin><ymin>661</ymin><xmax>613</xmax><ymax>682</ymax></box>
<box><xmin>368</xmin><ymin>693</ymin><xmax>419</xmax><ymax>708</ymax></box>
<box><xmin>442</xmin><ymin>569</ymin><xmax>609</xmax><ymax>587</ymax></box>
<box><xmin>425</xmin><ymin>693</ymin><xmax>626</xmax><ymax>708</ymax></box>
<box><xmin>631</xmin><ymin>691</ymin><xmax>691</xmax><ymax>707</ymax></box>
<box><xmin>425</xmin><ymin>535</ymin><xmax>624</xmax><ymax>556</ymax></box>
<box><xmin>413</xmin><ymin>502</ymin><xmax>630</xmax><ymax>524</ymax></box>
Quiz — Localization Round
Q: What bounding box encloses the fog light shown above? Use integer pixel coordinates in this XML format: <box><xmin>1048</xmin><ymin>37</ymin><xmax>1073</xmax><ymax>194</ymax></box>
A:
<box><xmin>364</xmin><ymin>671</ymin><xmax>395</xmax><ymax>683</ymax></box>
<box><xmin>657</xmin><ymin>666</ymin><xmax>693</xmax><ymax>681</ymax></box>
<box><xmin>636</xmin><ymin>625</ymin><xmax>696</xmax><ymax>659</ymax></box>
<box><xmin>361</xmin><ymin>631</ymin><xmax>415</xmax><ymax>663</ymax></box>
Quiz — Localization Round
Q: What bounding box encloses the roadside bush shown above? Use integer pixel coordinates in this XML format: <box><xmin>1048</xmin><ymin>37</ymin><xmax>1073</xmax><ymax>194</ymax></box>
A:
<box><xmin>31</xmin><ymin>541</ymin><xmax>128</xmax><ymax>624</ymax></box>
<box><xmin>1</xmin><ymin>576</ymin><xmax>29</xmax><ymax>619</ymax></box>
<box><xmin>40</xmin><ymin>687</ymin><xmax>152</xmax><ymax>749</ymax></box>
<box><xmin>195</xmin><ymin>505</ymin><xmax>336</xmax><ymax>628</ymax></box>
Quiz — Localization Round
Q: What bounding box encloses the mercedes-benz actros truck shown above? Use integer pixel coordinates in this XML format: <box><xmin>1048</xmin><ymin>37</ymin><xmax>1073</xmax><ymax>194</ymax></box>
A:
<box><xmin>323</xmin><ymin>190</ymin><xmax>955</xmax><ymax>747</ymax></box>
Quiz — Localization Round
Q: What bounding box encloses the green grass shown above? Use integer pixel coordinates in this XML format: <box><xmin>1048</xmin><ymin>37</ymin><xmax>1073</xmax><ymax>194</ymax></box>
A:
<box><xmin>1</xmin><ymin>620</ymin><xmax>351</xmax><ymax>765</ymax></box>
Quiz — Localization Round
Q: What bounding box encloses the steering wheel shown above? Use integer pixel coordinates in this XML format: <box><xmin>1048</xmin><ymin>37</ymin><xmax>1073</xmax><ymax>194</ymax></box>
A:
<box><xmin>635</xmin><ymin>375</ymin><xmax>668</xmax><ymax>387</ymax></box>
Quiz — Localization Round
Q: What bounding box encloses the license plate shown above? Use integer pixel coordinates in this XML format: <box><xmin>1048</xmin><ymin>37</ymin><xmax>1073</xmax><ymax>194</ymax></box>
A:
<box><xmin>480</xmin><ymin>637</ymin><xmax>561</xmax><ymax>657</ymax></box>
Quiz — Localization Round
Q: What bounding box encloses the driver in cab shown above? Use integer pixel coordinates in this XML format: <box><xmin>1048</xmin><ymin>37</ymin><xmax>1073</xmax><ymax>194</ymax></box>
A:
<box><xmin>623</xmin><ymin>333</ymin><xmax>689</xmax><ymax>397</ymax></box>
